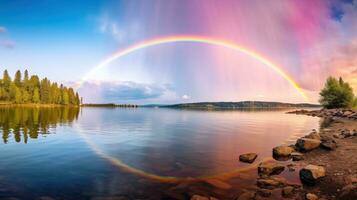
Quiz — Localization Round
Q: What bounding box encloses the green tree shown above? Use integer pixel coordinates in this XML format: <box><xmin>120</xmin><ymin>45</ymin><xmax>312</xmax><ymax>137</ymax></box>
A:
<box><xmin>0</xmin><ymin>69</ymin><xmax>81</xmax><ymax>105</ymax></box>
<box><xmin>14</xmin><ymin>87</ymin><xmax>22</xmax><ymax>103</ymax></box>
<box><xmin>40</xmin><ymin>78</ymin><xmax>50</xmax><ymax>103</ymax></box>
<box><xmin>24</xmin><ymin>70</ymin><xmax>29</xmax><ymax>82</ymax></box>
<box><xmin>62</xmin><ymin>87</ymin><xmax>69</xmax><ymax>105</ymax></box>
<box><xmin>32</xmin><ymin>88</ymin><xmax>40</xmax><ymax>103</ymax></box>
<box><xmin>14</xmin><ymin>70</ymin><xmax>22</xmax><ymax>87</ymax></box>
<box><xmin>319</xmin><ymin>77</ymin><xmax>355</xmax><ymax>109</ymax></box>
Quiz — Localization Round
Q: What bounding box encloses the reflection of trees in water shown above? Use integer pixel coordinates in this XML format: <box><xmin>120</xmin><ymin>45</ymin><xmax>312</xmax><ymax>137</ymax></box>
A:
<box><xmin>0</xmin><ymin>107</ymin><xmax>80</xmax><ymax>143</ymax></box>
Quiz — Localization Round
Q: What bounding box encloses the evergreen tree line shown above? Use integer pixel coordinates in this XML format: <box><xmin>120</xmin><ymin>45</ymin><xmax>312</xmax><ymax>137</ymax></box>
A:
<box><xmin>0</xmin><ymin>69</ymin><xmax>80</xmax><ymax>105</ymax></box>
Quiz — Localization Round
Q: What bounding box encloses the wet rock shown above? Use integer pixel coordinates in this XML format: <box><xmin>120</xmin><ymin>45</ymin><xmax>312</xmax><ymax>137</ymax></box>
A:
<box><xmin>287</xmin><ymin>164</ymin><xmax>296</xmax><ymax>172</ymax></box>
<box><xmin>320</xmin><ymin>136</ymin><xmax>337</xmax><ymax>150</ymax></box>
<box><xmin>295</xmin><ymin>138</ymin><xmax>321</xmax><ymax>152</ymax></box>
<box><xmin>257</xmin><ymin>177</ymin><xmax>287</xmax><ymax>189</ymax></box>
<box><xmin>239</xmin><ymin>153</ymin><xmax>258</xmax><ymax>164</ymax></box>
<box><xmin>305</xmin><ymin>193</ymin><xmax>318</xmax><ymax>200</ymax></box>
<box><xmin>256</xmin><ymin>189</ymin><xmax>271</xmax><ymax>197</ymax></box>
<box><xmin>291</xmin><ymin>152</ymin><xmax>304</xmax><ymax>161</ymax></box>
<box><xmin>300</xmin><ymin>165</ymin><xmax>326</xmax><ymax>185</ymax></box>
<box><xmin>258</xmin><ymin>162</ymin><xmax>285</xmax><ymax>176</ymax></box>
<box><xmin>282</xmin><ymin>186</ymin><xmax>294</xmax><ymax>197</ymax></box>
<box><xmin>305</xmin><ymin>131</ymin><xmax>321</xmax><ymax>140</ymax></box>
<box><xmin>273</xmin><ymin>146</ymin><xmax>294</xmax><ymax>157</ymax></box>
<box><xmin>338</xmin><ymin>184</ymin><xmax>357</xmax><ymax>200</ymax></box>
<box><xmin>237</xmin><ymin>191</ymin><xmax>255</xmax><ymax>200</ymax></box>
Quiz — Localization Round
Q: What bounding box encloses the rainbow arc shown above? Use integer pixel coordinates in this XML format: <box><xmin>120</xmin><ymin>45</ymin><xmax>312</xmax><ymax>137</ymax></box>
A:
<box><xmin>78</xmin><ymin>35</ymin><xmax>309</xmax><ymax>102</ymax></box>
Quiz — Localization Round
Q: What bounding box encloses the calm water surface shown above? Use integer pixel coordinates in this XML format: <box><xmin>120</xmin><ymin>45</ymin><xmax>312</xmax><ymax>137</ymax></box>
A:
<box><xmin>0</xmin><ymin>107</ymin><xmax>321</xmax><ymax>199</ymax></box>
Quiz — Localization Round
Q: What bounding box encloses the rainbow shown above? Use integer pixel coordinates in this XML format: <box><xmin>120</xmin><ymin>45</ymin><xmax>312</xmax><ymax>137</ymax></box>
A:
<box><xmin>78</xmin><ymin>35</ymin><xmax>309</xmax><ymax>102</ymax></box>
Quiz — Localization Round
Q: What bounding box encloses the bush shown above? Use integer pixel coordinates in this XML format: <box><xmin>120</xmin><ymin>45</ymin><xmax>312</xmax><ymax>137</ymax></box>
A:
<box><xmin>319</xmin><ymin>77</ymin><xmax>355</xmax><ymax>109</ymax></box>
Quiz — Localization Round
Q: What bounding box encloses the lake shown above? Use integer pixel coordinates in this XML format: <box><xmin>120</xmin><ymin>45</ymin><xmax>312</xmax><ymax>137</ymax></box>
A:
<box><xmin>0</xmin><ymin>107</ymin><xmax>321</xmax><ymax>199</ymax></box>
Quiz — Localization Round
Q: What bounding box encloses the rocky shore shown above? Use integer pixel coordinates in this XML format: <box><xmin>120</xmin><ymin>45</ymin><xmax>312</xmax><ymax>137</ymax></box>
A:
<box><xmin>186</xmin><ymin>109</ymin><xmax>357</xmax><ymax>200</ymax></box>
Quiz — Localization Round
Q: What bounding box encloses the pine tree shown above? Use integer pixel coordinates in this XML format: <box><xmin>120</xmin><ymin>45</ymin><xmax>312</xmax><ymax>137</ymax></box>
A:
<box><xmin>40</xmin><ymin>78</ymin><xmax>50</xmax><ymax>103</ymax></box>
<box><xmin>14</xmin><ymin>70</ymin><xmax>22</xmax><ymax>87</ymax></box>
<box><xmin>0</xmin><ymin>69</ymin><xmax>81</xmax><ymax>105</ymax></box>
<box><xmin>24</xmin><ymin>70</ymin><xmax>29</xmax><ymax>82</ymax></box>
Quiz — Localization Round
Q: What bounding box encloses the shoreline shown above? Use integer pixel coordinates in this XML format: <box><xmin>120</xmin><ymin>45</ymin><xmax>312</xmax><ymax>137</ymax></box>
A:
<box><xmin>179</xmin><ymin>109</ymin><xmax>357</xmax><ymax>200</ymax></box>
<box><xmin>0</xmin><ymin>103</ymin><xmax>80</xmax><ymax>108</ymax></box>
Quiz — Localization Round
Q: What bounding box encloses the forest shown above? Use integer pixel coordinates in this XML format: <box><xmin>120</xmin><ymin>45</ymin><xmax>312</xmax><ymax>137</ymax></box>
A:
<box><xmin>0</xmin><ymin>69</ymin><xmax>80</xmax><ymax>105</ymax></box>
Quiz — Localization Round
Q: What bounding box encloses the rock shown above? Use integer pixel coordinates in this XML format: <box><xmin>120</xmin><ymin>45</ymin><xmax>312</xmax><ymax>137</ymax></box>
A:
<box><xmin>239</xmin><ymin>153</ymin><xmax>258</xmax><ymax>164</ymax></box>
<box><xmin>341</xmin><ymin>129</ymin><xmax>352</xmax><ymax>138</ymax></box>
<box><xmin>256</xmin><ymin>189</ymin><xmax>271</xmax><ymax>197</ymax></box>
<box><xmin>291</xmin><ymin>152</ymin><xmax>304</xmax><ymax>161</ymax></box>
<box><xmin>306</xmin><ymin>193</ymin><xmax>318</xmax><ymax>200</ymax></box>
<box><xmin>237</xmin><ymin>191</ymin><xmax>255</xmax><ymax>200</ymax></box>
<box><xmin>305</xmin><ymin>131</ymin><xmax>321</xmax><ymax>140</ymax></box>
<box><xmin>320</xmin><ymin>136</ymin><xmax>337</xmax><ymax>150</ymax></box>
<box><xmin>339</xmin><ymin>184</ymin><xmax>357</xmax><ymax>200</ymax></box>
<box><xmin>282</xmin><ymin>186</ymin><xmax>294</xmax><ymax>197</ymax></box>
<box><xmin>272</xmin><ymin>146</ymin><xmax>294</xmax><ymax>157</ymax></box>
<box><xmin>295</xmin><ymin>138</ymin><xmax>321</xmax><ymax>152</ymax></box>
<box><xmin>287</xmin><ymin>164</ymin><xmax>296</xmax><ymax>172</ymax></box>
<box><xmin>300</xmin><ymin>165</ymin><xmax>326</xmax><ymax>185</ymax></box>
<box><xmin>258</xmin><ymin>162</ymin><xmax>285</xmax><ymax>176</ymax></box>
<box><xmin>257</xmin><ymin>177</ymin><xmax>287</xmax><ymax>189</ymax></box>
<box><xmin>191</xmin><ymin>195</ymin><xmax>218</xmax><ymax>200</ymax></box>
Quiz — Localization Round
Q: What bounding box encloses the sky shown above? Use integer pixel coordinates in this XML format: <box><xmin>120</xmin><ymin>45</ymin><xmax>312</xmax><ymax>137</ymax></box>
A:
<box><xmin>0</xmin><ymin>0</ymin><xmax>357</xmax><ymax>104</ymax></box>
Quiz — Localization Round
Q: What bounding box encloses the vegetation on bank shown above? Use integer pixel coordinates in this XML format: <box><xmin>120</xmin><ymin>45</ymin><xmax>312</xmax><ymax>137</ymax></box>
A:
<box><xmin>319</xmin><ymin>77</ymin><xmax>357</xmax><ymax>109</ymax></box>
<box><xmin>0</xmin><ymin>70</ymin><xmax>81</xmax><ymax>105</ymax></box>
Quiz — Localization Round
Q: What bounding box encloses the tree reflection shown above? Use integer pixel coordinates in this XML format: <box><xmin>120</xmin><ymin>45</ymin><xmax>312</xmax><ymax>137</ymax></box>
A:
<box><xmin>0</xmin><ymin>106</ymin><xmax>80</xmax><ymax>143</ymax></box>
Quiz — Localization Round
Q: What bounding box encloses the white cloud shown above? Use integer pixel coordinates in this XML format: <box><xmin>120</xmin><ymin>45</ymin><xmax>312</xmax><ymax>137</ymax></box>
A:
<box><xmin>182</xmin><ymin>94</ymin><xmax>191</xmax><ymax>100</ymax></box>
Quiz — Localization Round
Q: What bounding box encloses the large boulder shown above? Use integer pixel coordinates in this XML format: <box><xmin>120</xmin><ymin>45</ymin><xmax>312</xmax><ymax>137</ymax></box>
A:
<box><xmin>239</xmin><ymin>153</ymin><xmax>258</xmax><ymax>164</ymax></box>
<box><xmin>299</xmin><ymin>165</ymin><xmax>326</xmax><ymax>185</ymax></box>
<box><xmin>258</xmin><ymin>162</ymin><xmax>285</xmax><ymax>176</ymax></box>
<box><xmin>295</xmin><ymin>138</ymin><xmax>321</xmax><ymax>152</ymax></box>
<box><xmin>272</xmin><ymin>146</ymin><xmax>294</xmax><ymax>157</ymax></box>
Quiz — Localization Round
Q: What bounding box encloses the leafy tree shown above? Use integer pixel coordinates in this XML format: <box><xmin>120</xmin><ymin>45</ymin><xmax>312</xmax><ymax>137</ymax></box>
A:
<box><xmin>14</xmin><ymin>87</ymin><xmax>22</xmax><ymax>103</ymax></box>
<box><xmin>319</xmin><ymin>77</ymin><xmax>355</xmax><ymax>109</ymax></box>
<box><xmin>32</xmin><ymin>88</ymin><xmax>40</xmax><ymax>103</ymax></box>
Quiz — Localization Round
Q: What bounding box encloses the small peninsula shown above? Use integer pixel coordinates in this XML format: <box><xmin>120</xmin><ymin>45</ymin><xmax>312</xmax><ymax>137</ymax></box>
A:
<box><xmin>0</xmin><ymin>69</ymin><xmax>80</xmax><ymax>106</ymax></box>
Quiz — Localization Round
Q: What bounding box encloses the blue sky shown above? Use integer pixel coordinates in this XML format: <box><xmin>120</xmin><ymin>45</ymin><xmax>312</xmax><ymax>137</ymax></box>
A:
<box><xmin>1</xmin><ymin>0</ymin><xmax>357</xmax><ymax>104</ymax></box>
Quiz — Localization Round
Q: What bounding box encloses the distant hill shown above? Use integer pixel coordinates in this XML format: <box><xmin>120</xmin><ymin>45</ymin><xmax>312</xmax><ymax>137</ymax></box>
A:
<box><xmin>159</xmin><ymin>101</ymin><xmax>320</xmax><ymax>110</ymax></box>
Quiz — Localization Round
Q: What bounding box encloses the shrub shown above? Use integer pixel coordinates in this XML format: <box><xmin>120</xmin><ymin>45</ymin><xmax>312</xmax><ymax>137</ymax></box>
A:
<box><xmin>319</xmin><ymin>77</ymin><xmax>355</xmax><ymax>109</ymax></box>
